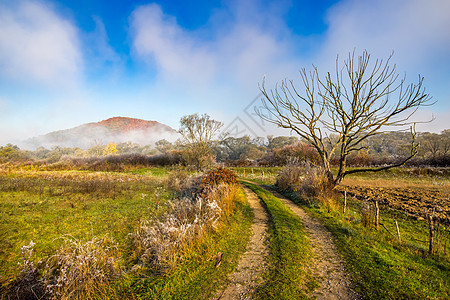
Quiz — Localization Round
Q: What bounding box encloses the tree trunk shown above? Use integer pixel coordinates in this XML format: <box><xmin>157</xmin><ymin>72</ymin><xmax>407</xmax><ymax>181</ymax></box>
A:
<box><xmin>322</xmin><ymin>157</ymin><xmax>335</xmax><ymax>187</ymax></box>
<box><xmin>335</xmin><ymin>150</ymin><xmax>347</xmax><ymax>186</ymax></box>
<box><xmin>334</xmin><ymin>173</ymin><xmax>344</xmax><ymax>186</ymax></box>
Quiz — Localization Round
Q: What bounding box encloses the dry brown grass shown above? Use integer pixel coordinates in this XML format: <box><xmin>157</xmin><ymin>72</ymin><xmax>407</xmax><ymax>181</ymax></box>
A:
<box><xmin>0</xmin><ymin>167</ymin><xmax>242</xmax><ymax>299</ymax></box>
<box><xmin>43</xmin><ymin>236</ymin><xmax>121</xmax><ymax>300</ymax></box>
<box><xmin>342</xmin><ymin>172</ymin><xmax>449</xmax><ymax>190</ymax></box>
<box><xmin>1</xmin><ymin>236</ymin><xmax>121</xmax><ymax>300</ymax></box>
<box><xmin>276</xmin><ymin>163</ymin><xmax>337</xmax><ymax>209</ymax></box>
<box><xmin>0</xmin><ymin>241</ymin><xmax>46</xmax><ymax>300</ymax></box>
<box><xmin>343</xmin><ymin>177</ymin><xmax>447</xmax><ymax>189</ymax></box>
<box><xmin>131</xmin><ymin>183</ymin><xmax>239</xmax><ymax>274</ymax></box>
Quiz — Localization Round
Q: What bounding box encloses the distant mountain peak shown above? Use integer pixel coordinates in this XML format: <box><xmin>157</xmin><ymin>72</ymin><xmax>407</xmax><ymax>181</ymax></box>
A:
<box><xmin>23</xmin><ymin>117</ymin><xmax>178</xmax><ymax>150</ymax></box>
<box><xmin>86</xmin><ymin>117</ymin><xmax>174</xmax><ymax>133</ymax></box>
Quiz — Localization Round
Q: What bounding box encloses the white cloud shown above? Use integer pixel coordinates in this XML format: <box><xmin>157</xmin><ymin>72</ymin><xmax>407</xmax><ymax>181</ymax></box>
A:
<box><xmin>85</xmin><ymin>16</ymin><xmax>122</xmax><ymax>71</ymax></box>
<box><xmin>0</xmin><ymin>0</ymin><xmax>82</xmax><ymax>87</ymax></box>
<box><xmin>310</xmin><ymin>0</ymin><xmax>450</xmax><ymax>131</ymax></box>
<box><xmin>320</xmin><ymin>0</ymin><xmax>450</xmax><ymax>72</ymax></box>
<box><xmin>130</xmin><ymin>2</ymin><xmax>301</xmax><ymax>104</ymax></box>
<box><xmin>131</xmin><ymin>4</ymin><xmax>216</xmax><ymax>88</ymax></box>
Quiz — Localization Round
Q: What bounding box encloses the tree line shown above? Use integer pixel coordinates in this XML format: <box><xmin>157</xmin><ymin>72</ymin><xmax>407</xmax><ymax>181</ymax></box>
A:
<box><xmin>1</xmin><ymin>129</ymin><xmax>448</xmax><ymax>167</ymax></box>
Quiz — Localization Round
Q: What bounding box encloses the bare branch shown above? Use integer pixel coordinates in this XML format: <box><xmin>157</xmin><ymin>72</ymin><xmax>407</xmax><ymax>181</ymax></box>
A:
<box><xmin>256</xmin><ymin>50</ymin><xmax>433</xmax><ymax>186</ymax></box>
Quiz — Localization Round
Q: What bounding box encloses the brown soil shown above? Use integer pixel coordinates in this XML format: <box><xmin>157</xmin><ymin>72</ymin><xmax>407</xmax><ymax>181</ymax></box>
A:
<box><xmin>338</xmin><ymin>184</ymin><xmax>450</xmax><ymax>223</ymax></box>
<box><xmin>262</xmin><ymin>185</ymin><xmax>360</xmax><ymax>300</ymax></box>
<box><xmin>215</xmin><ymin>185</ymin><xmax>270</xmax><ymax>299</ymax></box>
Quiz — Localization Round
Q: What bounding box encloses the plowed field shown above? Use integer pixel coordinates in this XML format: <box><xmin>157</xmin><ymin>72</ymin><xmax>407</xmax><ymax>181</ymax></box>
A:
<box><xmin>337</xmin><ymin>184</ymin><xmax>449</xmax><ymax>224</ymax></box>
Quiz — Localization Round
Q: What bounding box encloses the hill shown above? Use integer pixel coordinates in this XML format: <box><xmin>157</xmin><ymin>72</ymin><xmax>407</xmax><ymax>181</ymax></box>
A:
<box><xmin>23</xmin><ymin>117</ymin><xmax>178</xmax><ymax>149</ymax></box>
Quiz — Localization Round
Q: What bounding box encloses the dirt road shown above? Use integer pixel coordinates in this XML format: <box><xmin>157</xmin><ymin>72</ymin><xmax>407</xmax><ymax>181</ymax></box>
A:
<box><xmin>216</xmin><ymin>183</ymin><xmax>359</xmax><ymax>299</ymax></box>
<box><xmin>263</xmin><ymin>185</ymin><xmax>359</xmax><ymax>299</ymax></box>
<box><xmin>215</xmin><ymin>185</ymin><xmax>270</xmax><ymax>299</ymax></box>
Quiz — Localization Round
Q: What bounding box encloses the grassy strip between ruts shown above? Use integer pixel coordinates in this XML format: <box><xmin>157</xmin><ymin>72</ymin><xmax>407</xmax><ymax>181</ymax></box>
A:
<box><xmin>277</xmin><ymin>188</ymin><xmax>450</xmax><ymax>300</ymax></box>
<box><xmin>242</xmin><ymin>181</ymin><xmax>317</xmax><ymax>299</ymax></box>
<box><xmin>115</xmin><ymin>187</ymin><xmax>254</xmax><ymax>299</ymax></box>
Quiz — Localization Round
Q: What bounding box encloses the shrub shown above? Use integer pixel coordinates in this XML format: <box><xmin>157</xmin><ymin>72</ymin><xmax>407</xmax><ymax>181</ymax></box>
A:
<box><xmin>1</xmin><ymin>236</ymin><xmax>120</xmax><ymax>300</ymax></box>
<box><xmin>275</xmin><ymin>164</ymin><xmax>304</xmax><ymax>191</ymax></box>
<box><xmin>201</xmin><ymin>167</ymin><xmax>238</xmax><ymax>188</ymax></box>
<box><xmin>299</xmin><ymin>164</ymin><xmax>332</xmax><ymax>199</ymax></box>
<box><xmin>0</xmin><ymin>144</ymin><xmax>31</xmax><ymax>163</ymax></box>
<box><xmin>165</xmin><ymin>170</ymin><xmax>201</xmax><ymax>195</ymax></box>
<box><xmin>41</xmin><ymin>152</ymin><xmax>183</xmax><ymax>172</ymax></box>
<box><xmin>181</xmin><ymin>149</ymin><xmax>216</xmax><ymax>170</ymax></box>
<box><xmin>132</xmin><ymin>195</ymin><xmax>221</xmax><ymax>273</ymax></box>
<box><xmin>276</xmin><ymin>163</ymin><xmax>335</xmax><ymax>207</ymax></box>
<box><xmin>132</xmin><ymin>183</ymin><xmax>238</xmax><ymax>274</ymax></box>
<box><xmin>258</xmin><ymin>142</ymin><xmax>320</xmax><ymax>166</ymax></box>
<box><xmin>43</xmin><ymin>236</ymin><xmax>121</xmax><ymax>300</ymax></box>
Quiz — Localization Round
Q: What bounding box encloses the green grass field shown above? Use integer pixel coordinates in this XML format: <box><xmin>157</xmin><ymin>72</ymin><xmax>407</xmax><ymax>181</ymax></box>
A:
<box><xmin>0</xmin><ymin>171</ymin><xmax>166</xmax><ymax>274</ymax></box>
<box><xmin>307</xmin><ymin>200</ymin><xmax>450</xmax><ymax>299</ymax></box>
<box><xmin>0</xmin><ymin>168</ymin><xmax>253</xmax><ymax>299</ymax></box>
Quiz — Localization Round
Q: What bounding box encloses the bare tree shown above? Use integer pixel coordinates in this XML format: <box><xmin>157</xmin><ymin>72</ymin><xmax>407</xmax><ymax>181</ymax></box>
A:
<box><xmin>257</xmin><ymin>50</ymin><xmax>433</xmax><ymax>186</ymax></box>
<box><xmin>179</xmin><ymin>113</ymin><xmax>223</xmax><ymax>169</ymax></box>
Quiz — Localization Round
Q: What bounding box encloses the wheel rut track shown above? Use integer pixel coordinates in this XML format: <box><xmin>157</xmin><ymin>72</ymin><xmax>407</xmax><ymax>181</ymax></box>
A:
<box><xmin>215</xmin><ymin>185</ymin><xmax>270</xmax><ymax>300</ymax></box>
<box><xmin>261</xmin><ymin>184</ymin><xmax>360</xmax><ymax>300</ymax></box>
<box><xmin>215</xmin><ymin>182</ymin><xmax>359</xmax><ymax>299</ymax></box>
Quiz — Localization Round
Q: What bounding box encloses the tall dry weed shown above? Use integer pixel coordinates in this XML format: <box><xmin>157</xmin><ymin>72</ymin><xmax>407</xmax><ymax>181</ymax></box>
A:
<box><xmin>131</xmin><ymin>182</ymin><xmax>238</xmax><ymax>274</ymax></box>
<box><xmin>165</xmin><ymin>170</ymin><xmax>201</xmax><ymax>195</ymax></box>
<box><xmin>43</xmin><ymin>236</ymin><xmax>121</xmax><ymax>300</ymax></box>
<box><xmin>360</xmin><ymin>202</ymin><xmax>374</xmax><ymax>227</ymax></box>
<box><xmin>0</xmin><ymin>241</ymin><xmax>46</xmax><ymax>300</ymax></box>
<box><xmin>277</xmin><ymin>163</ymin><xmax>335</xmax><ymax>208</ymax></box>
<box><xmin>276</xmin><ymin>164</ymin><xmax>304</xmax><ymax>191</ymax></box>
<box><xmin>1</xmin><ymin>236</ymin><xmax>120</xmax><ymax>300</ymax></box>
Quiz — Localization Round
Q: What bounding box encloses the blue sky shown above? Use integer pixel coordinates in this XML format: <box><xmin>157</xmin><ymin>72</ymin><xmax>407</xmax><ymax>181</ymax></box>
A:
<box><xmin>0</xmin><ymin>0</ymin><xmax>449</xmax><ymax>146</ymax></box>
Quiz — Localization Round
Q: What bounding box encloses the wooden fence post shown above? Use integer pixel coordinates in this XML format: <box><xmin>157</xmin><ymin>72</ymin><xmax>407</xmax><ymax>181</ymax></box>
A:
<box><xmin>395</xmin><ymin>220</ymin><xmax>401</xmax><ymax>242</ymax></box>
<box><xmin>427</xmin><ymin>213</ymin><xmax>435</xmax><ymax>255</ymax></box>
<box><xmin>375</xmin><ymin>201</ymin><xmax>380</xmax><ymax>230</ymax></box>
<box><xmin>435</xmin><ymin>222</ymin><xmax>440</xmax><ymax>254</ymax></box>
<box><xmin>343</xmin><ymin>190</ymin><xmax>347</xmax><ymax>214</ymax></box>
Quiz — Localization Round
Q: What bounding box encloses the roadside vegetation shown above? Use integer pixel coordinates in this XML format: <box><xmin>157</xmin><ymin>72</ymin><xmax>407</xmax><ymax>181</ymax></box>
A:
<box><xmin>0</xmin><ymin>166</ymin><xmax>252</xmax><ymax>299</ymax></box>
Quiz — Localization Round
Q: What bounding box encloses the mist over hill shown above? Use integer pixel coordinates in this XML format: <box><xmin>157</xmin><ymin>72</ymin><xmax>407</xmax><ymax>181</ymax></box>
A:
<box><xmin>22</xmin><ymin>117</ymin><xmax>179</xmax><ymax>150</ymax></box>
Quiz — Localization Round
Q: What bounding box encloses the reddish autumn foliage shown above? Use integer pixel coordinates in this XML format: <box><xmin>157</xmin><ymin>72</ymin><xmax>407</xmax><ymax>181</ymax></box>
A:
<box><xmin>88</xmin><ymin>117</ymin><xmax>174</xmax><ymax>133</ymax></box>
<box><xmin>201</xmin><ymin>167</ymin><xmax>238</xmax><ymax>188</ymax></box>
